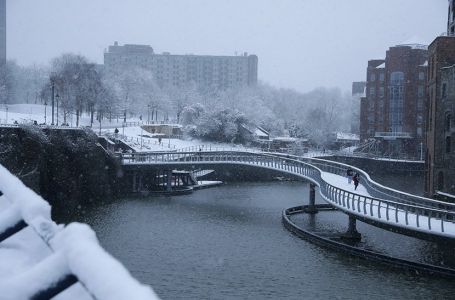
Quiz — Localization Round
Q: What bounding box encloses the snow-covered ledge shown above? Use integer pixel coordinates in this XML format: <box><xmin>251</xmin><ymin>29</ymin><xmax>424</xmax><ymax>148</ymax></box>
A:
<box><xmin>0</xmin><ymin>164</ymin><xmax>159</xmax><ymax>300</ymax></box>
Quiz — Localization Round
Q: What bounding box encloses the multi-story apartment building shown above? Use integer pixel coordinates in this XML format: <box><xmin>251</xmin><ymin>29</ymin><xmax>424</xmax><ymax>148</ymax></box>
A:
<box><xmin>104</xmin><ymin>42</ymin><xmax>258</xmax><ymax>90</ymax></box>
<box><xmin>359</xmin><ymin>45</ymin><xmax>428</xmax><ymax>158</ymax></box>
<box><xmin>425</xmin><ymin>36</ymin><xmax>455</xmax><ymax>196</ymax></box>
<box><xmin>0</xmin><ymin>0</ymin><xmax>5</xmax><ymax>65</ymax></box>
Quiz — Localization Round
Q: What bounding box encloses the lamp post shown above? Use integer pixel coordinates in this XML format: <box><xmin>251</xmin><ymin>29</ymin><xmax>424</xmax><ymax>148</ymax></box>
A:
<box><xmin>51</xmin><ymin>82</ymin><xmax>55</xmax><ymax>125</ymax></box>
<box><xmin>56</xmin><ymin>94</ymin><xmax>60</xmax><ymax>126</ymax></box>
<box><xmin>140</xmin><ymin>126</ymin><xmax>143</xmax><ymax>150</ymax></box>
<box><xmin>44</xmin><ymin>100</ymin><xmax>47</xmax><ymax>124</ymax></box>
<box><xmin>147</xmin><ymin>104</ymin><xmax>151</xmax><ymax>124</ymax></box>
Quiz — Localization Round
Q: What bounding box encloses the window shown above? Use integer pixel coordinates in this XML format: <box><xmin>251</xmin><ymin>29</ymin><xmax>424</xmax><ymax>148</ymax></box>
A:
<box><xmin>442</xmin><ymin>83</ymin><xmax>447</xmax><ymax>98</ymax></box>
<box><xmin>419</xmin><ymin>72</ymin><xmax>425</xmax><ymax>80</ymax></box>
<box><xmin>379</xmin><ymin>73</ymin><xmax>385</xmax><ymax>81</ymax></box>
<box><xmin>379</xmin><ymin>87</ymin><xmax>384</xmax><ymax>98</ymax></box>
<box><xmin>417</xmin><ymin>127</ymin><xmax>422</xmax><ymax>137</ymax></box>
<box><xmin>438</xmin><ymin>171</ymin><xmax>445</xmax><ymax>191</ymax></box>
<box><xmin>446</xmin><ymin>136</ymin><xmax>451</xmax><ymax>153</ymax></box>
<box><xmin>417</xmin><ymin>114</ymin><xmax>423</xmax><ymax>124</ymax></box>
<box><xmin>417</xmin><ymin>98</ymin><xmax>424</xmax><ymax>111</ymax></box>
<box><xmin>446</xmin><ymin>113</ymin><xmax>452</xmax><ymax>131</ymax></box>
<box><xmin>370</xmin><ymin>73</ymin><xmax>376</xmax><ymax>82</ymax></box>
<box><xmin>418</xmin><ymin>86</ymin><xmax>424</xmax><ymax>97</ymax></box>
<box><xmin>369</xmin><ymin>87</ymin><xmax>375</xmax><ymax>96</ymax></box>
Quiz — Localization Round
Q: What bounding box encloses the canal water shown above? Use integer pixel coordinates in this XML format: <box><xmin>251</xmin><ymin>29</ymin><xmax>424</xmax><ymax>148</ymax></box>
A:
<box><xmin>68</xmin><ymin>177</ymin><xmax>455</xmax><ymax>299</ymax></box>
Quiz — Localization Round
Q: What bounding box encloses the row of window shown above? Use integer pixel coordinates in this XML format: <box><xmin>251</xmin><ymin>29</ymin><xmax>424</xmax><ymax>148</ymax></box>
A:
<box><xmin>369</xmin><ymin>71</ymin><xmax>425</xmax><ymax>82</ymax></box>
<box><xmin>368</xmin><ymin>86</ymin><xmax>425</xmax><ymax>98</ymax></box>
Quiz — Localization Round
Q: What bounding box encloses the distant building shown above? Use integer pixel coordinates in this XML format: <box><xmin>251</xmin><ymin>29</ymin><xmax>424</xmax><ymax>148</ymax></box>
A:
<box><xmin>448</xmin><ymin>0</ymin><xmax>455</xmax><ymax>36</ymax></box>
<box><xmin>0</xmin><ymin>0</ymin><xmax>5</xmax><ymax>65</ymax></box>
<box><xmin>104</xmin><ymin>42</ymin><xmax>258</xmax><ymax>90</ymax></box>
<box><xmin>359</xmin><ymin>45</ymin><xmax>428</xmax><ymax>159</ymax></box>
<box><xmin>351</xmin><ymin>81</ymin><xmax>366</xmax><ymax>134</ymax></box>
<box><xmin>328</xmin><ymin>132</ymin><xmax>360</xmax><ymax>149</ymax></box>
<box><xmin>425</xmin><ymin>36</ymin><xmax>455</xmax><ymax>197</ymax></box>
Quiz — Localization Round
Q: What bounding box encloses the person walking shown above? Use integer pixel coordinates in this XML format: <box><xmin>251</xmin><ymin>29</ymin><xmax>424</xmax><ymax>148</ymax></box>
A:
<box><xmin>353</xmin><ymin>173</ymin><xmax>360</xmax><ymax>190</ymax></box>
<box><xmin>346</xmin><ymin>168</ymin><xmax>353</xmax><ymax>184</ymax></box>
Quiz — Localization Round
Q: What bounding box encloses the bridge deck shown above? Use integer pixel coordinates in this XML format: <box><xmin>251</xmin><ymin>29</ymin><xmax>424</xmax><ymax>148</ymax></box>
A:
<box><xmin>119</xmin><ymin>150</ymin><xmax>455</xmax><ymax>241</ymax></box>
<box><xmin>321</xmin><ymin>172</ymin><xmax>455</xmax><ymax>237</ymax></box>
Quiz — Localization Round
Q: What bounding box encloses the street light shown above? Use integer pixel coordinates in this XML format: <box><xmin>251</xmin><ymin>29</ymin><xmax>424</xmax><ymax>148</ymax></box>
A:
<box><xmin>44</xmin><ymin>100</ymin><xmax>47</xmax><ymax>124</ymax></box>
<box><xmin>56</xmin><ymin>94</ymin><xmax>60</xmax><ymax>126</ymax></box>
<box><xmin>51</xmin><ymin>82</ymin><xmax>55</xmax><ymax>125</ymax></box>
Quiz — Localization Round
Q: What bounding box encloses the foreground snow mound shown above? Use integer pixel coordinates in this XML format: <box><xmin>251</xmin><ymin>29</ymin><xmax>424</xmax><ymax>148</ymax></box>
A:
<box><xmin>0</xmin><ymin>163</ymin><xmax>160</xmax><ymax>299</ymax></box>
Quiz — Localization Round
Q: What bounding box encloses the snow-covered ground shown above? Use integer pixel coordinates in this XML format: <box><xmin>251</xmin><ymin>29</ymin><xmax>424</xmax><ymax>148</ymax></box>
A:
<box><xmin>103</xmin><ymin>126</ymin><xmax>256</xmax><ymax>153</ymax></box>
<box><xmin>0</xmin><ymin>104</ymin><xmax>143</xmax><ymax>128</ymax></box>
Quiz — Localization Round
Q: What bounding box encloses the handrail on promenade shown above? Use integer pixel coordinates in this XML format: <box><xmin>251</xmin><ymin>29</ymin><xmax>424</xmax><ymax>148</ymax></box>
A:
<box><xmin>117</xmin><ymin>150</ymin><xmax>455</xmax><ymax>238</ymax></box>
<box><xmin>0</xmin><ymin>164</ymin><xmax>158</xmax><ymax>300</ymax></box>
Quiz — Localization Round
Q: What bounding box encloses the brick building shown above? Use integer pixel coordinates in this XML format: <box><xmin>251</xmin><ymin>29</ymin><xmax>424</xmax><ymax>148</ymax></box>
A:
<box><xmin>359</xmin><ymin>45</ymin><xmax>428</xmax><ymax>159</ymax></box>
<box><xmin>425</xmin><ymin>36</ymin><xmax>455</xmax><ymax>196</ymax></box>
<box><xmin>104</xmin><ymin>42</ymin><xmax>258</xmax><ymax>91</ymax></box>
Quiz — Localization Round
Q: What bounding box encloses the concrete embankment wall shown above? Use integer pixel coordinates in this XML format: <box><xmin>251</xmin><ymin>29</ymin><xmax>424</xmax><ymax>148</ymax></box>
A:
<box><xmin>0</xmin><ymin>126</ymin><xmax>121</xmax><ymax>218</ymax></box>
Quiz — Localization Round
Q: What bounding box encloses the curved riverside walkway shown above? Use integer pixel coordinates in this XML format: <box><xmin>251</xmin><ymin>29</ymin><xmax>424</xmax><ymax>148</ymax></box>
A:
<box><xmin>120</xmin><ymin>150</ymin><xmax>455</xmax><ymax>242</ymax></box>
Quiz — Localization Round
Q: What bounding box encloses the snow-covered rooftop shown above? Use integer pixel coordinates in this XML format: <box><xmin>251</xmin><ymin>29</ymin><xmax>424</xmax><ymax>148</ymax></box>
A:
<box><xmin>336</xmin><ymin>132</ymin><xmax>360</xmax><ymax>141</ymax></box>
<box><xmin>376</xmin><ymin>63</ymin><xmax>385</xmax><ymax>69</ymax></box>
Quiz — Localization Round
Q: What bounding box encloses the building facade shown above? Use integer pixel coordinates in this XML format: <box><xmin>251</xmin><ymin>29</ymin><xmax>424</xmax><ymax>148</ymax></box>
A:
<box><xmin>449</xmin><ymin>0</ymin><xmax>455</xmax><ymax>35</ymax></box>
<box><xmin>351</xmin><ymin>81</ymin><xmax>366</xmax><ymax>134</ymax></box>
<box><xmin>104</xmin><ymin>42</ymin><xmax>258</xmax><ymax>90</ymax></box>
<box><xmin>425</xmin><ymin>36</ymin><xmax>455</xmax><ymax>196</ymax></box>
<box><xmin>0</xmin><ymin>0</ymin><xmax>5</xmax><ymax>65</ymax></box>
<box><xmin>359</xmin><ymin>45</ymin><xmax>428</xmax><ymax>158</ymax></box>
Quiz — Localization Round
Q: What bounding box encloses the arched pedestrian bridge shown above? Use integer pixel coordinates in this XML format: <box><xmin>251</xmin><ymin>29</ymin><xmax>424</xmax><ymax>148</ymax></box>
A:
<box><xmin>119</xmin><ymin>150</ymin><xmax>455</xmax><ymax>243</ymax></box>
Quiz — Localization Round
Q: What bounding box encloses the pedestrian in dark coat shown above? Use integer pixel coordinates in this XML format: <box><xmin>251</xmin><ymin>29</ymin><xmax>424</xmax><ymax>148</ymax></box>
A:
<box><xmin>353</xmin><ymin>173</ymin><xmax>360</xmax><ymax>190</ymax></box>
<box><xmin>347</xmin><ymin>168</ymin><xmax>353</xmax><ymax>184</ymax></box>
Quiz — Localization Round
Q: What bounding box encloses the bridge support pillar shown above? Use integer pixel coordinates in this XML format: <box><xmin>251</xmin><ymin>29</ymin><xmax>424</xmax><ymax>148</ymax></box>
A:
<box><xmin>305</xmin><ymin>183</ymin><xmax>318</xmax><ymax>214</ymax></box>
<box><xmin>166</xmin><ymin>169</ymin><xmax>173</xmax><ymax>192</ymax></box>
<box><xmin>341</xmin><ymin>215</ymin><xmax>361</xmax><ymax>241</ymax></box>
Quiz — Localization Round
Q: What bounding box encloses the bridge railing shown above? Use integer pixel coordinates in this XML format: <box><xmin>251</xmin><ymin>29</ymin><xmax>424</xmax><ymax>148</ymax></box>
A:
<box><xmin>306</xmin><ymin>158</ymin><xmax>455</xmax><ymax>212</ymax></box>
<box><xmin>118</xmin><ymin>150</ymin><xmax>455</xmax><ymax>234</ymax></box>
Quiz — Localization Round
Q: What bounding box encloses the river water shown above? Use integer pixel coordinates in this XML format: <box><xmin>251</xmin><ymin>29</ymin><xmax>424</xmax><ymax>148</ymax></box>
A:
<box><xmin>68</xmin><ymin>177</ymin><xmax>455</xmax><ymax>299</ymax></box>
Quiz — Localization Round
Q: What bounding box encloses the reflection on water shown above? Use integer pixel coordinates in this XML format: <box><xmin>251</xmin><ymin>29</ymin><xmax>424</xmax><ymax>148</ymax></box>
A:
<box><xmin>66</xmin><ymin>179</ymin><xmax>455</xmax><ymax>299</ymax></box>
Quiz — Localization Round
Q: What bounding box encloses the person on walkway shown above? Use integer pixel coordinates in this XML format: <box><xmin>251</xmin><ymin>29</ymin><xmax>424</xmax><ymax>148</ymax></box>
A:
<box><xmin>353</xmin><ymin>173</ymin><xmax>360</xmax><ymax>190</ymax></box>
<box><xmin>346</xmin><ymin>168</ymin><xmax>353</xmax><ymax>184</ymax></box>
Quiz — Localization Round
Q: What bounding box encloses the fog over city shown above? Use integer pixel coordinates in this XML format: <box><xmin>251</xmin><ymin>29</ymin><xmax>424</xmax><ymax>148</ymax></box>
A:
<box><xmin>8</xmin><ymin>0</ymin><xmax>447</xmax><ymax>92</ymax></box>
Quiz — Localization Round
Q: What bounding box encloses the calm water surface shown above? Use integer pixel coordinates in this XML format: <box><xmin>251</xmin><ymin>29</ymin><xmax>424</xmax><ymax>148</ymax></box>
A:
<box><xmin>71</xmin><ymin>180</ymin><xmax>455</xmax><ymax>299</ymax></box>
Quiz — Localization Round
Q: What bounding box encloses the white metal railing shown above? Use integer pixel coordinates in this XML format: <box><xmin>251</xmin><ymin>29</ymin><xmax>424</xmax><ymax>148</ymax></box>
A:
<box><xmin>117</xmin><ymin>150</ymin><xmax>455</xmax><ymax>239</ymax></box>
<box><xmin>0</xmin><ymin>164</ymin><xmax>158</xmax><ymax>300</ymax></box>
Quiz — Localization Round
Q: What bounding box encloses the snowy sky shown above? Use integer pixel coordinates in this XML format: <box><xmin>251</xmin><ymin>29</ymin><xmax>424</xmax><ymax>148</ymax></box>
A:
<box><xmin>7</xmin><ymin>0</ymin><xmax>448</xmax><ymax>93</ymax></box>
